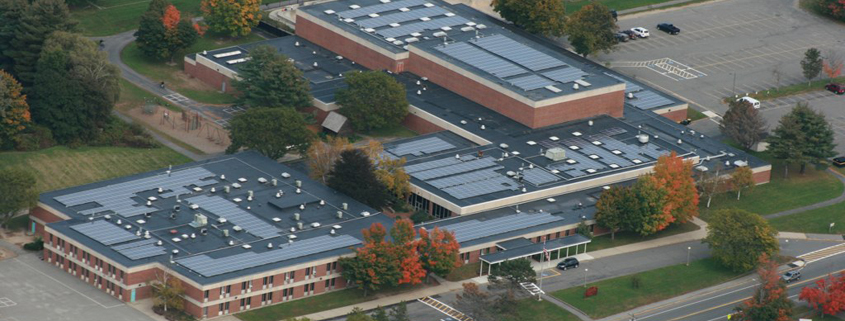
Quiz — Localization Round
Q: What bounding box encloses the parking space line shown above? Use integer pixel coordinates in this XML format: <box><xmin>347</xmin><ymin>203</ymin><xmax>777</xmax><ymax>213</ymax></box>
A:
<box><xmin>694</xmin><ymin>44</ymin><xmax>825</xmax><ymax>70</ymax></box>
<box><xmin>13</xmin><ymin>258</ymin><xmax>124</xmax><ymax>309</ymax></box>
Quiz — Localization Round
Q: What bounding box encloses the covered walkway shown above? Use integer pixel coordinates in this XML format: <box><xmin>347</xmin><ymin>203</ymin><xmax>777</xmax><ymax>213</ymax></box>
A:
<box><xmin>478</xmin><ymin>234</ymin><xmax>591</xmax><ymax>275</ymax></box>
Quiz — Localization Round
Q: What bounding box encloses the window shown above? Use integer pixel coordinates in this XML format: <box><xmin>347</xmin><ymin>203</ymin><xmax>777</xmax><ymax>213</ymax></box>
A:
<box><xmin>332</xmin><ymin>262</ymin><xmax>337</xmax><ymax>271</ymax></box>
<box><xmin>409</xmin><ymin>193</ymin><xmax>430</xmax><ymax>212</ymax></box>
<box><xmin>269</xmin><ymin>275</ymin><xmax>274</xmax><ymax>285</ymax></box>
<box><xmin>290</xmin><ymin>271</ymin><xmax>295</xmax><ymax>280</ymax></box>
<box><xmin>305</xmin><ymin>267</ymin><xmax>311</xmax><ymax>279</ymax></box>
<box><xmin>325</xmin><ymin>280</ymin><xmax>330</xmax><ymax>289</ymax></box>
<box><xmin>263</xmin><ymin>276</ymin><xmax>268</xmax><ymax>286</ymax></box>
<box><xmin>119</xmin><ymin>270</ymin><xmax>124</xmax><ymax>281</ymax></box>
<box><xmin>240</xmin><ymin>298</ymin><xmax>245</xmax><ymax>309</ymax></box>
<box><xmin>431</xmin><ymin>203</ymin><xmax>451</xmax><ymax>219</ymax></box>
<box><xmin>267</xmin><ymin>292</ymin><xmax>273</xmax><ymax>302</ymax></box>
<box><xmin>326</xmin><ymin>263</ymin><xmax>332</xmax><ymax>274</ymax></box>
<box><xmin>241</xmin><ymin>281</ymin><xmax>248</xmax><ymax>293</ymax></box>
<box><xmin>204</xmin><ymin>290</ymin><xmax>209</xmax><ymax>300</ymax></box>
<box><xmin>565</xmin><ymin>229</ymin><xmax>571</xmax><ymax>237</ymax></box>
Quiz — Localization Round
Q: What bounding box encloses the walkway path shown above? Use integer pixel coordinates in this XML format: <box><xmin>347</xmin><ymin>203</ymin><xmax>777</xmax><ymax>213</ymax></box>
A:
<box><xmin>764</xmin><ymin>168</ymin><xmax>845</xmax><ymax>220</ymax></box>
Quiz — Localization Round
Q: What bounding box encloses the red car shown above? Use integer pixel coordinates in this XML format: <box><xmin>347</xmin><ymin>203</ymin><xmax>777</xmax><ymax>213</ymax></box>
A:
<box><xmin>826</xmin><ymin>83</ymin><xmax>845</xmax><ymax>94</ymax></box>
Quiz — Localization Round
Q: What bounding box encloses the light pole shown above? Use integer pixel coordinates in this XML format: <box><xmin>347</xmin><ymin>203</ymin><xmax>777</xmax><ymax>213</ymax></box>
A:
<box><xmin>686</xmin><ymin>246</ymin><xmax>691</xmax><ymax>266</ymax></box>
<box><xmin>584</xmin><ymin>268</ymin><xmax>589</xmax><ymax>288</ymax></box>
<box><xmin>732</xmin><ymin>73</ymin><xmax>737</xmax><ymax>97</ymax></box>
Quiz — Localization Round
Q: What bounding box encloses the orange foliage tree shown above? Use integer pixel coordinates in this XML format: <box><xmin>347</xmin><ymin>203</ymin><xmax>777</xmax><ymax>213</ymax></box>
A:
<box><xmin>391</xmin><ymin>219</ymin><xmax>426</xmax><ymax>285</ymax></box>
<box><xmin>417</xmin><ymin>226</ymin><xmax>461</xmax><ymax>283</ymax></box>
<box><xmin>823</xmin><ymin>50</ymin><xmax>843</xmax><ymax>80</ymax></box>
<box><xmin>0</xmin><ymin>70</ymin><xmax>31</xmax><ymax>145</ymax></box>
<box><xmin>799</xmin><ymin>272</ymin><xmax>845</xmax><ymax>316</ymax></box>
<box><xmin>201</xmin><ymin>0</ymin><xmax>262</xmax><ymax>37</ymax></box>
<box><xmin>651</xmin><ymin>151</ymin><xmax>699</xmax><ymax>224</ymax></box>
<box><xmin>339</xmin><ymin>223</ymin><xmax>401</xmax><ymax>296</ymax></box>
<box><xmin>733</xmin><ymin>254</ymin><xmax>792</xmax><ymax>321</ymax></box>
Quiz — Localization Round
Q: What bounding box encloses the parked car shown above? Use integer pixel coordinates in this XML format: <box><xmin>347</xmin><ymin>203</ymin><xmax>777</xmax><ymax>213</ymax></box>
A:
<box><xmin>833</xmin><ymin>156</ymin><xmax>845</xmax><ymax>167</ymax></box>
<box><xmin>826</xmin><ymin>83</ymin><xmax>845</xmax><ymax>94</ymax></box>
<box><xmin>620</xmin><ymin>30</ymin><xmax>638</xmax><ymax>40</ymax></box>
<box><xmin>631</xmin><ymin>27</ymin><xmax>650</xmax><ymax>38</ymax></box>
<box><xmin>615</xmin><ymin>33</ymin><xmax>629</xmax><ymax>43</ymax></box>
<box><xmin>657</xmin><ymin>23</ymin><xmax>680</xmax><ymax>35</ymax></box>
<box><xmin>782</xmin><ymin>271</ymin><xmax>801</xmax><ymax>283</ymax></box>
<box><xmin>556</xmin><ymin>257</ymin><xmax>580</xmax><ymax>270</ymax></box>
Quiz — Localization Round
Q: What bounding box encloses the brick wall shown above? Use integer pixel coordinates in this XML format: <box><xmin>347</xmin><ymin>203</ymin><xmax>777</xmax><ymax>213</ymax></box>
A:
<box><xmin>401</xmin><ymin>113</ymin><xmax>443</xmax><ymax>134</ymax></box>
<box><xmin>296</xmin><ymin>16</ymin><xmax>405</xmax><ymax>72</ymax></box>
<box><xmin>406</xmin><ymin>51</ymin><xmax>624</xmax><ymax>128</ymax></box>
<box><xmin>753</xmin><ymin>169</ymin><xmax>771</xmax><ymax>184</ymax></box>
<box><xmin>184</xmin><ymin>59</ymin><xmax>235</xmax><ymax>93</ymax></box>
<box><xmin>30</xmin><ymin>206</ymin><xmax>66</xmax><ymax>238</ymax></box>
<box><xmin>657</xmin><ymin>107</ymin><xmax>688</xmax><ymax>122</ymax></box>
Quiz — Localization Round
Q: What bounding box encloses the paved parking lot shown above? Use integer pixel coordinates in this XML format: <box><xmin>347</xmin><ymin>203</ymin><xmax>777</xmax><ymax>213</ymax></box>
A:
<box><xmin>597</xmin><ymin>0</ymin><xmax>845</xmax><ymax>151</ymax></box>
<box><xmin>0</xmin><ymin>249</ymin><xmax>153</xmax><ymax>321</ymax></box>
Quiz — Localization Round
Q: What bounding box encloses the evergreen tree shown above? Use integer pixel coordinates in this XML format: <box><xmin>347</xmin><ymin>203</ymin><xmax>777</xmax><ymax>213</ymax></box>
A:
<box><xmin>30</xmin><ymin>32</ymin><xmax>120</xmax><ymax>143</ymax></box>
<box><xmin>720</xmin><ymin>99</ymin><xmax>767</xmax><ymax>150</ymax></box>
<box><xmin>0</xmin><ymin>0</ymin><xmax>28</xmax><ymax>73</ymax></box>
<box><xmin>372</xmin><ymin>306</ymin><xmax>389</xmax><ymax>321</ymax></box>
<box><xmin>225</xmin><ymin>107</ymin><xmax>315</xmax><ymax>159</ymax></box>
<box><xmin>768</xmin><ymin>103</ymin><xmax>836</xmax><ymax>176</ymax></box>
<box><xmin>389</xmin><ymin>301</ymin><xmax>410</xmax><ymax>321</ymax></box>
<box><xmin>134</xmin><ymin>0</ymin><xmax>202</xmax><ymax>61</ymax></box>
<box><xmin>232</xmin><ymin>46</ymin><xmax>312</xmax><ymax>109</ymax></box>
<box><xmin>336</xmin><ymin>71</ymin><xmax>408</xmax><ymax>132</ymax></box>
<box><xmin>0</xmin><ymin>168</ymin><xmax>38</xmax><ymax>228</ymax></box>
<box><xmin>487</xmin><ymin>258</ymin><xmax>536</xmax><ymax>291</ymax></box>
<box><xmin>7</xmin><ymin>0</ymin><xmax>77</xmax><ymax>86</ymax></box>
<box><xmin>801</xmin><ymin>48</ymin><xmax>823</xmax><ymax>85</ymax></box>
<box><xmin>327</xmin><ymin>149</ymin><xmax>391</xmax><ymax>209</ymax></box>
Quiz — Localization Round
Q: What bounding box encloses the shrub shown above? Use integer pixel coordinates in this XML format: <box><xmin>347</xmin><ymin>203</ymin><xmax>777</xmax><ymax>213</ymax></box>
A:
<box><xmin>631</xmin><ymin>275</ymin><xmax>642</xmax><ymax>289</ymax></box>
<box><xmin>91</xmin><ymin>117</ymin><xmax>158</xmax><ymax>148</ymax></box>
<box><xmin>23</xmin><ymin>237</ymin><xmax>44</xmax><ymax>251</ymax></box>
<box><xmin>13</xmin><ymin>125</ymin><xmax>55</xmax><ymax>151</ymax></box>
<box><xmin>411</xmin><ymin>209</ymin><xmax>433</xmax><ymax>224</ymax></box>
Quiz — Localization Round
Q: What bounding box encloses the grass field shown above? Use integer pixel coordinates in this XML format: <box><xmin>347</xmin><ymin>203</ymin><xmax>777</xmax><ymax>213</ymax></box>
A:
<box><xmin>444</xmin><ymin>262</ymin><xmax>481</xmax><ymax>281</ymax></box>
<box><xmin>503</xmin><ymin>299</ymin><xmax>581</xmax><ymax>321</ymax></box>
<box><xmin>687</xmin><ymin>107</ymin><xmax>708</xmax><ymax>122</ymax></box>
<box><xmin>588</xmin><ymin>221</ymin><xmax>700</xmax><ymax>252</ymax></box>
<box><xmin>552</xmin><ymin>258</ymin><xmax>741</xmax><ymax>319</ymax></box>
<box><xmin>744</xmin><ymin>76</ymin><xmax>845</xmax><ymax>101</ymax></box>
<box><xmin>72</xmin><ymin>0</ymin><xmax>205</xmax><ymax>36</ymax></box>
<box><xmin>121</xmin><ymin>33</ymin><xmax>264</xmax><ymax>105</ymax></box>
<box><xmin>564</xmin><ymin>0</ymin><xmax>711</xmax><ymax>14</ymax></box>
<box><xmin>769</xmin><ymin>199</ymin><xmax>845</xmax><ymax>234</ymax></box>
<box><xmin>116</xmin><ymin>79</ymin><xmax>181</xmax><ymax>112</ymax></box>
<box><xmin>0</xmin><ymin>146</ymin><xmax>191</xmax><ymax>193</ymax></box>
<box><xmin>235</xmin><ymin>289</ymin><xmax>369</xmax><ymax>321</ymax></box>
<box><xmin>365</xmin><ymin>124</ymin><xmax>418</xmax><ymax>138</ymax></box>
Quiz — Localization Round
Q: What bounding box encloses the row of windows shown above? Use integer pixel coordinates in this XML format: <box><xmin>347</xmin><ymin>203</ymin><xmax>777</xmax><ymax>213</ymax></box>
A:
<box><xmin>48</xmin><ymin>235</ymin><xmax>125</xmax><ymax>282</ymax></box>
<box><xmin>48</xmin><ymin>251</ymin><xmax>124</xmax><ymax>299</ymax></box>
<box><xmin>408</xmin><ymin>193</ymin><xmax>451</xmax><ymax>219</ymax></box>
<box><xmin>210</xmin><ymin>262</ymin><xmax>339</xmax><ymax>300</ymax></box>
<box><xmin>207</xmin><ymin>278</ymin><xmax>338</xmax><ymax>317</ymax></box>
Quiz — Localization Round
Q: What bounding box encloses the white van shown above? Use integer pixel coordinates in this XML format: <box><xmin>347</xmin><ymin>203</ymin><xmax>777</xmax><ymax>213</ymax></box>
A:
<box><xmin>737</xmin><ymin>96</ymin><xmax>761</xmax><ymax>109</ymax></box>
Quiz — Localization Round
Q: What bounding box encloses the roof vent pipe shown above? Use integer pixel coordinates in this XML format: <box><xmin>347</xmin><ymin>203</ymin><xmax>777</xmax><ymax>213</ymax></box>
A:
<box><xmin>297</xmin><ymin>222</ymin><xmax>304</xmax><ymax>230</ymax></box>
<box><xmin>573</xmin><ymin>83</ymin><xmax>580</xmax><ymax>90</ymax></box>
<box><xmin>271</xmin><ymin>178</ymin><xmax>277</xmax><ymax>186</ymax></box>
<box><xmin>295</xmin><ymin>180</ymin><xmax>302</xmax><ymax>187</ymax></box>
<box><xmin>342</xmin><ymin>203</ymin><xmax>348</xmax><ymax>210</ymax></box>
<box><xmin>337</xmin><ymin>211</ymin><xmax>343</xmax><ymax>219</ymax></box>
<box><xmin>294</xmin><ymin>213</ymin><xmax>300</xmax><ymax>221</ymax></box>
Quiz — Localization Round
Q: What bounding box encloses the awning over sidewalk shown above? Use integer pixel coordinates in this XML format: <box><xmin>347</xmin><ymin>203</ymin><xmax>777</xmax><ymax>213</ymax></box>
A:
<box><xmin>480</xmin><ymin>234</ymin><xmax>591</xmax><ymax>264</ymax></box>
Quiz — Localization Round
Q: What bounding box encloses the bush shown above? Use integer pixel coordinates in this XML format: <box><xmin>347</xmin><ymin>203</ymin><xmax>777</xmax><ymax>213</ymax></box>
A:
<box><xmin>91</xmin><ymin>117</ymin><xmax>158</xmax><ymax>148</ymax></box>
<box><xmin>631</xmin><ymin>275</ymin><xmax>641</xmax><ymax>289</ymax></box>
<box><xmin>13</xmin><ymin>125</ymin><xmax>56</xmax><ymax>151</ymax></box>
<box><xmin>23</xmin><ymin>237</ymin><xmax>44</xmax><ymax>251</ymax></box>
<box><xmin>576</xmin><ymin>222</ymin><xmax>593</xmax><ymax>239</ymax></box>
<box><xmin>411</xmin><ymin>209</ymin><xmax>433</xmax><ymax>224</ymax></box>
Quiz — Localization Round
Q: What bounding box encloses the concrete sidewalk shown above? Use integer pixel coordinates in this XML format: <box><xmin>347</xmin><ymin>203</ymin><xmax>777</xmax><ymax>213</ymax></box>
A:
<box><xmin>300</xmin><ymin>281</ymin><xmax>467</xmax><ymax>320</ymax></box>
<box><xmin>586</xmin><ymin>218</ymin><xmax>708</xmax><ymax>260</ymax></box>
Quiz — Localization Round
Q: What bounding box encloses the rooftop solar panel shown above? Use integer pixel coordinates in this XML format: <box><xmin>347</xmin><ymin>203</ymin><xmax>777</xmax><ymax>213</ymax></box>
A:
<box><xmin>387</xmin><ymin>136</ymin><xmax>455</xmax><ymax>156</ymax></box>
<box><xmin>542</xmin><ymin>67</ymin><xmax>587</xmax><ymax>84</ymax></box>
<box><xmin>435</xmin><ymin>42</ymin><xmax>527</xmax><ymax>78</ymax></box>
<box><xmin>377</xmin><ymin>15</ymin><xmax>470</xmax><ymax>39</ymax></box>
<box><xmin>411</xmin><ymin>157</ymin><xmax>499</xmax><ymax>181</ymax></box>
<box><xmin>509</xmin><ymin>74</ymin><xmax>556</xmax><ymax>91</ymax></box>
<box><xmin>604</xmin><ymin>72</ymin><xmax>643</xmax><ymax>93</ymax></box>
<box><xmin>356</xmin><ymin>6</ymin><xmax>447</xmax><ymax>28</ymax></box>
<box><xmin>442</xmin><ymin>176</ymin><xmax>518</xmax><ymax>199</ymax></box>
<box><xmin>70</xmin><ymin>220</ymin><xmax>140</xmax><ymax>246</ymax></box>
<box><xmin>405</xmin><ymin>157</ymin><xmax>461</xmax><ymax>173</ymax></box>
<box><xmin>337</xmin><ymin>0</ymin><xmax>426</xmax><ymax>19</ymax></box>
<box><xmin>521</xmin><ymin>168</ymin><xmax>560</xmax><ymax>186</ymax></box>
<box><xmin>427</xmin><ymin>167</ymin><xmax>503</xmax><ymax>189</ymax></box>
<box><xmin>176</xmin><ymin>235</ymin><xmax>360</xmax><ymax>277</ymax></box>
<box><xmin>471</xmin><ymin>34</ymin><xmax>566</xmax><ymax>71</ymax></box>
<box><xmin>116</xmin><ymin>243</ymin><xmax>166</xmax><ymax>260</ymax></box>
<box><xmin>111</xmin><ymin>238</ymin><xmax>157</xmax><ymax>251</ymax></box>
<box><xmin>438</xmin><ymin>212</ymin><xmax>564</xmax><ymax>243</ymax></box>
<box><xmin>185</xmin><ymin>195</ymin><xmax>279</xmax><ymax>239</ymax></box>
<box><xmin>628</xmin><ymin>91</ymin><xmax>675</xmax><ymax>110</ymax></box>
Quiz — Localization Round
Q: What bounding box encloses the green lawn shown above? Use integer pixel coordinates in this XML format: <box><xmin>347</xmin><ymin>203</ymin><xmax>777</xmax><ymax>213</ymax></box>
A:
<box><xmin>564</xmin><ymin>0</ymin><xmax>711</xmax><ymax>14</ymax></box>
<box><xmin>0</xmin><ymin>146</ymin><xmax>191</xmax><ymax>193</ymax></box>
<box><xmin>235</xmin><ymin>289</ymin><xmax>370</xmax><ymax>321</ymax></box>
<box><xmin>443</xmin><ymin>261</ymin><xmax>481</xmax><ymax>281</ymax></box>
<box><xmin>72</xmin><ymin>0</ymin><xmax>205</xmax><ymax>36</ymax></box>
<box><xmin>745</xmin><ymin>76</ymin><xmax>845</xmax><ymax>101</ymax></box>
<box><xmin>552</xmin><ymin>258</ymin><xmax>741</xmax><ymax>319</ymax></box>
<box><xmin>687</xmin><ymin>107</ymin><xmax>708</xmax><ymax>122</ymax></box>
<box><xmin>588</xmin><ymin>221</ymin><xmax>700</xmax><ymax>252</ymax></box>
<box><xmin>504</xmin><ymin>299</ymin><xmax>581</xmax><ymax>321</ymax></box>
<box><xmin>117</xmin><ymin>78</ymin><xmax>181</xmax><ymax>112</ymax></box>
<box><xmin>365</xmin><ymin>124</ymin><xmax>418</xmax><ymax>138</ymax></box>
<box><xmin>769</xmin><ymin>199</ymin><xmax>845</xmax><ymax>234</ymax></box>
<box><xmin>121</xmin><ymin>33</ymin><xmax>264</xmax><ymax>105</ymax></box>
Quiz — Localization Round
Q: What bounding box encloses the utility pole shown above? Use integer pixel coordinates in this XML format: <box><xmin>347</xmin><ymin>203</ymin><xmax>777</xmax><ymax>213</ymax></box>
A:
<box><xmin>686</xmin><ymin>246</ymin><xmax>691</xmax><ymax>266</ymax></box>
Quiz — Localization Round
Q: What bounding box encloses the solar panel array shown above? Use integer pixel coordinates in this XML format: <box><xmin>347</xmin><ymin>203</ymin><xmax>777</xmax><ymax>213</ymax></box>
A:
<box><xmin>442</xmin><ymin>175</ymin><xmax>518</xmax><ymax>199</ymax></box>
<box><xmin>542</xmin><ymin>67</ymin><xmax>588</xmax><ymax>84</ymax></box>
<box><xmin>337</xmin><ymin>0</ymin><xmax>426</xmax><ymax>19</ymax></box>
<box><xmin>176</xmin><ymin>235</ymin><xmax>361</xmax><ymax>277</ymax></box>
<box><xmin>405</xmin><ymin>157</ymin><xmax>461</xmax><ymax>173</ymax></box>
<box><xmin>436</xmin><ymin>42</ymin><xmax>527</xmax><ymax>78</ymax></box>
<box><xmin>356</xmin><ymin>7</ymin><xmax>447</xmax><ymax>28</ymax></box>
<box><xmin>543</xmin><ymin>132</ymin><xmax>669</xmax><ymax>178</ymax></box>
<box><xmin>185</xmin><ymin>195</ymin><xmax>279</xmax><ymax>239</ymax></box>
<box><xmin>113</xmin><ymin>240</ymin><xmax>166</xmax><ymax>260</ymax></box>
<box><xmin>70</xmin><ymin>220</ymin><xmax>140</xmax><ymax>246</ymax></box>
<box><xmin>628</xmin><ymin>91</ymin><xmax>675</xmax><ymax>110</ymax></box>
<box><xmin>411</xmin><ymin>157</ymin><xmax>498</xmax><ymax>180</ymax></box>
<box><xmin>604</xmin><ymin>72</ymin><xmax>642</xmax><ymax>93</ymax></box>
<box><xmin>438</xmin><ymin>212</ymin><xmax>564</xmax><ymax>243</ymax></box>
<box><xmin>521</xmin><ymin>168</ymin><xmax>560</xmax><ymax>186</ymax></box>
<box><xmin>54</xmin><ymin>167</ymin><xmax>217</xmax><ymax>216</ymax></box>
<box><xmin>509</xmin><ymin>74</ymin><xmax>556</xmax><ymax>91</ymax></box>
<box><xmin>377</xmin><ymin>16</ymin><xmax>470</xmax><ymax>39</ymax></box>
<box><xmin>427</xmin><ymin>167</ymin><xmax>503</xmax><ymax>189</ymax></box>
<box><xmin>387</xmin><ymin>136</ymin><xmax>456</xmax><ymax>156</ymax></box>
<box><xmin>471</xmin><ymin>35</ymin><xmax>565</xmax><ymax>71</ymax></box>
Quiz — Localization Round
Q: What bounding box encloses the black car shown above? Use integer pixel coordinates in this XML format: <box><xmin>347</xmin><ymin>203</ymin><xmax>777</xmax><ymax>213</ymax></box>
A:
<box><xmin>556</xmin><ymin>257</ymin><xmax>580</xmax><ymax>270</ymax></box>
<box><xmin>615</xmin><ymin>33</ymin><xmax>629</xmax><ymax>43</ymax></box>
<box><xmin>620</xmin><ymin>30</ymin><xmax>637</xmax><ymax>40</ymax></box>
<box><xmin>657</xmin><ymin>23</ymin><xmax>681</xmax><ymax>35</ymax></box>
<box><xmin>782</xmin><ymin>271</ymin><xmax>801</xmax><ymax>283</ymax></box>
<box><xmin>833</xmin><ymin>156</ymin><xmax>845</xmax><ymax>167</ymax></box>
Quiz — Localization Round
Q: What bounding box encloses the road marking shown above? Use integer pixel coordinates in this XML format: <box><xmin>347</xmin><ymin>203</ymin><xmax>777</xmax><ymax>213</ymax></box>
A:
<box><xmin>12</xmin><ymin>258</ymin><xmax>123</xmax><ymax>309</ymax></box>
<box><xmin>0</xmin><ymin>298</ymin><xmax>15</xmax><ymax>308</ymax></box>
<box><xmin>635</xmin><ymin>283</ymin><xmax>759</xmax><ymax>320</ymax></box>
<box><xmin>418</xmin><ymin>297</ymin><xmax>473</xmax><ymax>321</ymax></box>
<box><xmin>799</xmin><ymin>243</ymin><xmax>845</xmax><ymax>263</ymax></box>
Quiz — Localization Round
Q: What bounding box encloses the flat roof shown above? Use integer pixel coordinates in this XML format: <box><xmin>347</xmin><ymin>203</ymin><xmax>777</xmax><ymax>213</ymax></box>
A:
<box><xmin>481</xmin><ymin>235</ymin><xmax>591</xmax><ymax>264</ymax></box>
<box><xmin>42</xmin><ymin>151</ymin><xmax>393</xmax><ymax>284</ymax></box>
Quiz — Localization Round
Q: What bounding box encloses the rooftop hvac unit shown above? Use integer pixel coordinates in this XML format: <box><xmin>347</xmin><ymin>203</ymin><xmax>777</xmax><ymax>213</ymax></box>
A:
<box><xmin>294</xmin><ymin>213</ymin><xmax>300</xmax><ymax>221</ymax></box>
<box><xmin>361</xmin><ymin>211</ymin><xmax>371</xmax><ymax>217</ymax></box>
<box><xmin>637</xmin><ymin>134</ymin><xmax>649</xmax><ymax>144</ymax></box>
<box><xmin>281</xmin><ymin>172</ymin><xmax>291</xmax><ymax>178</ymax></box>
<box><xmin>237</xmin><ymin>177</ymin><xmax>247</xmax><ymax>183</ymax></box>
<box><xmin>545</xmin><ymin>147</ymin><xmax>567</xmax><ymax>161</ymax></box>
<box><xmin>233</xmin><ymin>226</ymin><xmax>243</xmax><ymax>232</ymax></box>
<box><xmin>348</xmin><ymin>4</ymin><xmax>360</xmax><ymax>9</ymax></box>
<box><xmin>223</xmin><ymin>229</ymin><xmax>229</xmax><ymax>237</ymax></box>
<box><xmin>189</xmin><ymin>203</ymin><xmax>199</xmax><ymax>210</ymax></box>
<box><xmin>324</xmin><ymin>9</ymin><xmax>335</xmax><ymax>14</ymax></box>
<box><xmin>311</xmin><ymin>222</ymin><xmax>321</xmax><ymax>228</ymax></box>
<box><xmin>242</xmin><ymin>244</ymin><xmax>251</xmax><ymax>249</ymax></box>
<box><xmin>232</xmin><ymin>183</ymin><xmax>242</xmax><ymax>189</ymax></box>
<box><xmin>189</xmin><ymin>213</ymin><xmax>208</xmax><ymax>228</ymax></box>
<box><xmin>258</xmin><ymin>177</ymin><xmax>267</xmax><ymax>184</ymax></box>
<box><xmin>433</xmin><ymin>31</ymin><xmax>447</xmax><ymax>37</ymax></box>
<box><xmin>399</xmin><ymin>7</ymin><xmax>409</xmax><ymax>12</ymax></box>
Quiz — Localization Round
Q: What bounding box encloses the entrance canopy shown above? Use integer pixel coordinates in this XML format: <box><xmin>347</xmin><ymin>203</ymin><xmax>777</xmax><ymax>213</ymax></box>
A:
<box><xmin>480</xmin><ymin>235</ymin><xmax>590</xmax><ymax>264</ymax></box>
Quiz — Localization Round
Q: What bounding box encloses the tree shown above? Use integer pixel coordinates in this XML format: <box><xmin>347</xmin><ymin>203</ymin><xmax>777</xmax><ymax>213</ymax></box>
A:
<box><xmin>225</xmin><ymin>107</ymin><xmax>315</xmax><ymax>159</ymax></box>
<box><xmin>347</xmin><ymin>307</ymin><xmax>375</xmax><ymax>321</ymax></box>
<box><xmin>389</xmin><ymin>301</ymin><xmax>410</xmax><ymax>321</ymax></box>
<box><xmin>454</xmin><ymin>283</ymin><xmax>498</xmax><ymax>321</ymax></box>
<box><xmin>730</xmin><ymin>166</ymin><xmax>755</xmax><ymax>201</ymax></box>
<box><xmin>823</xmin><ymin>49</ymin><xmax>843</xmax><ymax>80</ymax></box>
<box><xmin>0</xmin><ymin>0</ymin><xmax>28</xmax><ymax>73</ymax></box>
<box><xmin>564</xmin><ymin>3</ymin><xmax>617</xmax><ymax>57</ymax></box>
<box><xmin>306</xmin><ymin>136</ymin><xmax>352</xmax><ymax>183</ymax></box>
<box><xmin>627</xmin><ymin>175</ymin><xmax>670</xmax><ymax>236</ymax></box>
<box><xmin>801</xmin><ymin>48</ymin><xmax>823</xmax><ymax>85</ymax></box>
<box><xmin>134</xmin><ymin>0</ymin><xmax>203</xmax><ymax>62</ymax></box>
<box><xmin>651</xmin><ymin>152</ymin><xmax>699</xmax><ymax>224</ymax></box>
<box><xmin>799</xmin><ymin>272</ymin><xmax>845</xmax><ymax>317</ymax></box>
<box><xmin>490</xmin><ymin>0</ymin><xmax>566</xmax><ymax>36</ymax></box>
<box><xmin>30</xmin><ymin>31</ymin><xmax>120</xmax><ymax>143</ymax></box>
<box><xmin>365</xmin><ymin>140</ymin><xmax>411</xmax><ymax>207</ymax></box>
<box><xmin>339</xmin><ymin>223</ymin><xmax>401</xmax><ymax>296</ymax></box>
<box><xmin>0</xmin><ymin>168</ymin><xmax>37</xmax><ymax>228</ymax></box>
<box><xmin>733</xmin><ymin>254</ymin><xmax>793</xmax><ymax>321</ymax></box>
<box><xmin>391</xmin><ymin>219</ymin><xmax>426</xmax><ymax>286</ymax></box>
<box><xmin>697</xmin><ymin>163</ymin><xmax>726</xmax><ymax>208</ymax></box>
<box><xmin>328</xmin><ymin>149</ymin><xmax>391</xmax><ymax>209</ymax></box>
<box><xmin>488</xmin><ymin>258</ymin><xmax>536</xmax><ymax>290</ymax></box>
<box><xmin>7</xmin><ymin>0</ymin><xmax>77</xmax><ymax>86</ymax></box>
<box><xmin>372</xmin><ymin>306</ymin><xmax>389</xmax><ymax>321</ymax></box>
<box><xmin>417</xmin><ymin>226</ymin><xmax>461</xmax><ymax>283</ymax></box>
<box><xmin>149</xmin><ymin>271</ymin><xmax>185</xmax><ymax>312</ymax></box>
<box><xmin>336</xmin><ymin>71</ymin><xmax>409</xmax><ymax>132</ymax></box>
<box><xmin>201</xmin><ymin>0</ymin><xmax>262</xmax><ymax>37</ymax></box>
<box><xmin>720</xmin><ymin>99</ymin><xmax>767</xmax><ymax>150</ymax></box>
<box><xmin>595</xmin><ymin>185</ymin><xmax>631</xmax><ymax>240</ymax></box>
<box><xmin>702</xmin><ymin>209</ymin><xmax>779</xmax><ymax>272</ymax></box>
<box><xmin>232</xmin><ymin>46</ymin><xmax>312</xmax><ymax>109</ymax></box>
<box><xmin>822</xmin><ymin>0</ymin><xmax>845</xmax><ymax>21</ymax></box>
<box><xmin>768</xmin><ymin>103</ymin><xmax>836</xmax><ymax>176</ymax></box>
<box><xmin>0</xmin><ymin>70</ymin><xmax>31</xmax><ymax>145</ymax></box>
